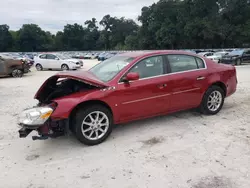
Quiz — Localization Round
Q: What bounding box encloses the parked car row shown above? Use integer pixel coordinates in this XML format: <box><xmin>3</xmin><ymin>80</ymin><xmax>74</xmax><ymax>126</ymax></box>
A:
<box><xmin>195</xmin><ymin>49</ymin><xmax>250</xmax><ymax>65</ymax></box>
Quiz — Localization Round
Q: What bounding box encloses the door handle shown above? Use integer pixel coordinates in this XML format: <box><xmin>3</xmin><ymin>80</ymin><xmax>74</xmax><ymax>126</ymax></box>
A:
<box><xmin>197</xmin><ymin>76</ymin><xmax>206</xmax><ymax>80</ymax></box>
<box><xmin>158</xmin><ymin>83</ymin><xmax>167</xmax><ymax>89</ymax></box>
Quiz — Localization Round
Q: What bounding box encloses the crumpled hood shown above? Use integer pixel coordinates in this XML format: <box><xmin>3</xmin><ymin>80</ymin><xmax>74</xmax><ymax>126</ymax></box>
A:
<box><xmin>34</xmin><ymin>71</ymin><xmax>109</xmax><ymax>100</ymax></box>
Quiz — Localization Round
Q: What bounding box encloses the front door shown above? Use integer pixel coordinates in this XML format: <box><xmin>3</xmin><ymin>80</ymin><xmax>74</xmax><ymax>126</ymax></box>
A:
<box><xmin>114</xmin><ymin>55</ymin><xmax>170</xmax><ymax>122</ymax></box>
<box><xmin>242</xmin><ymin>50</ymin><xmax>250</xmax><ymax>64</ymax></box>
<box><xmin>165</xmin><ymin>54</ymin><xmax>208</xmax><ymax>111</ymax></box>
<box><xmin>46</xmin><ymin>54</ymin><xmax>60</xmax><ymax>69</ymax></box>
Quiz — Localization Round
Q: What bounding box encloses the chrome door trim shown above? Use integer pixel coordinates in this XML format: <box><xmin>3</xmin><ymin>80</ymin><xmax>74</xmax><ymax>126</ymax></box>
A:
<box><xmin>122</xmin><ymin>93</ymin><xmax>171</xmax><ymax>105</ymax></box>
<box><xmin>172</xmin><ymin>88</ymin><xmax>200</xmax><ymax>95</ymax></box>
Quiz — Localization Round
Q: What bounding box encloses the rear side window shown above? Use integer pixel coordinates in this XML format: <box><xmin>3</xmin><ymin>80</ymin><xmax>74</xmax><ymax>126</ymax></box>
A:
<box><xmin>167</xmin><ymin>55</ymin><xmax>198</xmax><ymax>73</ymax></box>
<box><xmin>196</xmin><ymin>57</ymin><xmax>205</xmax><ymax>68</ymax></box>
<box><xmin>39</xmin><ymin>54</ymin><xmax>46</xmax><ymax>59</ymax></box>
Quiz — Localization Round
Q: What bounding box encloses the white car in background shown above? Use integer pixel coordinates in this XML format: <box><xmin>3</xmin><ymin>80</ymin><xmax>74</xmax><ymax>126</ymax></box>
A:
<box><xmin>34</xmin><ymin>53</ymin><xmax>82</xmax><ymax>71</ymax></box>
<box><xmin>206</xmin><ymin>51</ymin><xmax>229</xmax><ymax>63</ymax></box>
<box><xmin>198</xmin><ymin>52</ymin><xmax>214</xmax><ymax>57</ymax></box>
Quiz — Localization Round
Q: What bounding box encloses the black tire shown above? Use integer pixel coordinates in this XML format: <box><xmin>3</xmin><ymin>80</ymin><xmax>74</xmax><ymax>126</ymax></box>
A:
<box><xmin>73</xmin><ymin>105</ymin><xmax>113</xmax><ymax>146</ymax></box>
<box><xmin>199</xmin><ymin>85</ymin><xmax>225</xmax><ymax>115</ymax></box>
<box><xmin>36</xmin><ymin>64</ymin><xmax>43</xmax><ymax>71</ymax></box>
<box><xmin>61</xmin><ymin>64</ymin><xmax>69</xmax><ymax>71</ymax></box>
<box><xmin>11</xmin><ymin>69</ymin><xmax>23</xmax><ymax>78</ymax></box>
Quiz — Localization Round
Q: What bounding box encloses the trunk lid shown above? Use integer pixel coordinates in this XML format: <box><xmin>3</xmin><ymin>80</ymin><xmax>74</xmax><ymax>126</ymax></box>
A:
<box><xmin>34</xmin><ymin>71</ymin><xmax>109</xmax><ymax>101</ymax></box>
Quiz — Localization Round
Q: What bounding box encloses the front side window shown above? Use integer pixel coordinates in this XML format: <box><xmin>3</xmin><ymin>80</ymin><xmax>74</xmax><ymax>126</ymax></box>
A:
<box><xmin>167</xmin><ymin>55</ymin><xmax>199</xmax><ymax>73</ymax></box>
<box><xmin>128</xmin><ymin>56</ymin><xmax>164</xmax><ymax>79</ymax></box>
<box><xmin>89</xmin><ymin>55</ymin><xmax>134</xmax><ymax>82</ymax></box>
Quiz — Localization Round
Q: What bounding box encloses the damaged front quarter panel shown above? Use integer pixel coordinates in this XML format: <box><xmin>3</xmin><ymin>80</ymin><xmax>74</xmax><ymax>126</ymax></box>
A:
<box><xmin>19</xmin><ymin>71</ymin><xmax>115</xmax><ymax>140</ymax></box>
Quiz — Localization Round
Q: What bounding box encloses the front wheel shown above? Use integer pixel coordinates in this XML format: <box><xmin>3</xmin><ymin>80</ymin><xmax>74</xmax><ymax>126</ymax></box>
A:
<box><xmin>199</xmin><ymin>86</ymin><xmax>225</xmax><ymax>115</ymax></box>
<box><xmin>73</xmin><ymin>105</ymin><xmax>113</xmax><ymax>145</ymax></box>
<box><xmin>11</xmin><ymin>69</ymin><xmax>23</xmax><ymax>78</ymax></box>
<box><xmin>61</xmin><ymin>64</ymin><xmax>69</xmax><ymax>71</ymax></box>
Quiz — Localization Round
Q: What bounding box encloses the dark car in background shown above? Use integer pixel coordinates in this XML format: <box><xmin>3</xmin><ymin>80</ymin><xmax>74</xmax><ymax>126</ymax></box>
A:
<box><xmin>220</xmin><ymin>49</ymin><xmax>250</xmax><ymax>65</ymax></box>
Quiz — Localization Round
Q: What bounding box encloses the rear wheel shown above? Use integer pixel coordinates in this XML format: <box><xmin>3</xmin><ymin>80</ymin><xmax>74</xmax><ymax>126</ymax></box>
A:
<box><xmin>11</xmin><ymin>69</ymin><xmax>23</xmax><ymax>78</ymax></box>
<box><xmin>73</xmin><ymin>105</ymin><xmax>113</xmax><ymax>145</ymax></box>
<box><xmin>199</xmin><ymin>85</ymin><xmax>225</xmax><ymax>115</ymax></box>
<box><xmin>36</xmin><ymin>64</ymin><xmax>43</xmax><ymax>71</ymax></box>
<box><xmin>61</xmin><ymin>64</ymin><xmax>69</xmax><ymax>71</ymax></box>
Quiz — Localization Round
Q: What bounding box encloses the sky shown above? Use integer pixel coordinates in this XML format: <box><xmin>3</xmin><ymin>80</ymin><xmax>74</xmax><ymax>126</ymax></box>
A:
<box><xmin>1</xmin><ymin>0</ymin><xmax>157</xmax><ymax>34</ymax></box>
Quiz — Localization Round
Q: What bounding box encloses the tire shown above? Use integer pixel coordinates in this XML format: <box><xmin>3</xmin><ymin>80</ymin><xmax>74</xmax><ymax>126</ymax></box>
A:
<box><xmin>199</xmin><ymin>85</ymin><xmax>225</xmax><ymax>115</ymax></box>
<box><xmin>11</xmin><ymin>69</ymin><xmax>23</xmax><ymax>78</ymax></box>
<box><xmin>73</xmin><ymin>105</ymin><xmax>113</xmax><ymax>145</ymax></box>
<box><xmin>36</xmin><ymin>64</ymin><xmax>43</xmax><ymax>71</ymax></box>
<box><xmin>61</xmin><ymin>64</ymin><xmax>69</xmax><ymax>71</ymax></box>
<box><xmin>236</xmin><ymin>59</ymin><xmax>241</xmax><ymax>66</ymax></box>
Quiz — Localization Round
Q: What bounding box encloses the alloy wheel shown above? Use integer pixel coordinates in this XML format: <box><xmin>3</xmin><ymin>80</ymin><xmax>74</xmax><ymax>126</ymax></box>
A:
<box><xmin>61</xmin><ymin>65</ymin><xmax>69</xmax><ymax>70</ymax></box>
<box><xmin>207</xmin><ymin>91</ymin><xmax>222</xmax><ymax>112</ymax></box>
<box><xmin>81</xmin><ymin>111</ymin><xmax>109</xmax><ymax>141</ymax></box>
<box><xmin>12</xmin><ymin>69</ymin><xmax>23</xmax><ymax>77</ymax></box>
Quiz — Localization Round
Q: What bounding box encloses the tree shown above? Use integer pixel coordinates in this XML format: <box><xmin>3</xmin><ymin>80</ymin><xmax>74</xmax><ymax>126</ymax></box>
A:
<box><xmin>16</xmin><ymin>24</ymin><xmax>51</xmax><ymax>52</ymax></box>
<box><xmin>0</xmin><ymin>25</ymin><xmax>13</xmax><ymax>52</ymax></box>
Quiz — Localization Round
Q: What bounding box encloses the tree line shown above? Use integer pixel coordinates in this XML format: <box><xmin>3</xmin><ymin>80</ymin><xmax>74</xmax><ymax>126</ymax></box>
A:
<box><xmin>1</xmin><ymin>0</ymin><xmax>250</xmax><ymax>52</ymax></box>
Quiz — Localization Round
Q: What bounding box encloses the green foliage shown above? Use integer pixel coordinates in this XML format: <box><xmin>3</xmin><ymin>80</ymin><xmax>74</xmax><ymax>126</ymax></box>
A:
<box><xmin>1</xmin><ymin>0</ymin><xmax>250</xmax><ymax>52</ymax></box>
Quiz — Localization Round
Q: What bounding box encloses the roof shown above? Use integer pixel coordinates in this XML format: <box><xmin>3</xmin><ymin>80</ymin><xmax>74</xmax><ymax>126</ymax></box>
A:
<box><xmin>119</xmin><ymin>50</ymin><xmax>198</xmax><ymax>58</ymax></box>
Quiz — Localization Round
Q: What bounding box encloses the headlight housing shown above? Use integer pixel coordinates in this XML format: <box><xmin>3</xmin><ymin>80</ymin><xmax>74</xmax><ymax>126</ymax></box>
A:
<box><xmin>18</xmin><ymin>106</ymin><xmax>53</xmax><ymax>126</ymax></box>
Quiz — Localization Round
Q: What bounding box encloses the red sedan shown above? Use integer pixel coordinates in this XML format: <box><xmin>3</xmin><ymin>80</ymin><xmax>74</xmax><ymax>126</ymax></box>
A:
<box><xmin>18</xmin><ymin>50</ymin><xmax>237</xmax><ymax>145</ymax></box>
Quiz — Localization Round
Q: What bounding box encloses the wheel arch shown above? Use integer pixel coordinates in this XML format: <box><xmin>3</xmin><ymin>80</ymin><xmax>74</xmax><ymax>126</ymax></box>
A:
<box><xmin>69</xmin><ymin>100</ymin><xmax>114</xmax><ymax>125</ymax></box>
<box><xmin>209</xmin><ymin>81</ymin><xmax>227</xmax><ymax>96</ymax></box>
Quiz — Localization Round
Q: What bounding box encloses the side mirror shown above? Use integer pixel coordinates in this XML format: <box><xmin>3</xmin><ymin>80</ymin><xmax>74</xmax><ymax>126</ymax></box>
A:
<box><xmin>125</xmin><ymin>72</ymin><xmax>139</xmax><ymax>82</ymax></box>
<box><xmin>55</xmin><ymin>57</ymin><xmax>59</xmax><ymax>60</ymax></box>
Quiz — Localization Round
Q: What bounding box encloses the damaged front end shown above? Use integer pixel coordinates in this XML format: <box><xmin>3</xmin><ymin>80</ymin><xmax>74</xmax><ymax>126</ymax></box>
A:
<box><xmin>18</xmin><ymin>71</ymin><xmax>108</xmax><ymax>140</ymax></box>
<box><xmin>18</xmin><ymin>103</ymin><xmax>68</xmax><ymax>140</ymax></box>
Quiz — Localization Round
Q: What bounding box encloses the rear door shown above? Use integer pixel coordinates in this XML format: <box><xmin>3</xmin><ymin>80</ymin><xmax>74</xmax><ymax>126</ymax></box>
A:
<box><xmin>114</xmin><ymin>55</ymin><xmax>170</xmax><ymax>121</ymax></box>
<box><xmin>165</xmin><ymin>54</ymin><xmax>209</xmax><ymax>112</ymax></box>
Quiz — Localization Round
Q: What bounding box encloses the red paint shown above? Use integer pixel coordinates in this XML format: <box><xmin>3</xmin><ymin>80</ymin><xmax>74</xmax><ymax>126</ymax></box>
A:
<box><xmin>36</xmin><ymin>50</ymin><xmax>237</xmax><ymax>124</ymax></box>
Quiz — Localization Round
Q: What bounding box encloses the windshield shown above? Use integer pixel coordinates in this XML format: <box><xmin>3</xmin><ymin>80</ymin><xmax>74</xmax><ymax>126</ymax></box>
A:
<box><xmin>228</xmin><ymin>50</ymin><xmax>244</xmax><ymax>56</ymax></box>
<box><xmin>89</xmin><ymin>55</ymin><xmax>134</xmax><ymax>82</ymax></box>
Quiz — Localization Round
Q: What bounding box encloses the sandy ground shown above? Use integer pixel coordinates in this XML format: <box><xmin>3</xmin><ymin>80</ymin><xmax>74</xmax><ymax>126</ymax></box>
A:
<box><xmin>0</xmin><ymin>60</ymin><xmax>250</xmax><ymax>188</ymax></box>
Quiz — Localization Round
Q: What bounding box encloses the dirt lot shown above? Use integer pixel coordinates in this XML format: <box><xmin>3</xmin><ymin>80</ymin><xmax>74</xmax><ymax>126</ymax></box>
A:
<box><xmin>0</xmin><ymin>60</ymin><xmax>249</xmax><ymax>188</ymax></box>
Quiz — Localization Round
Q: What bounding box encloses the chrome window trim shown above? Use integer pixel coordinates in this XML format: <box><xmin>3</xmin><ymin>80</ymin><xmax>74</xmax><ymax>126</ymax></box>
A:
<box><xmin>117</xmin><ymin>54</ymin><xmax>207</xmax><ymax>84</ymax></box>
